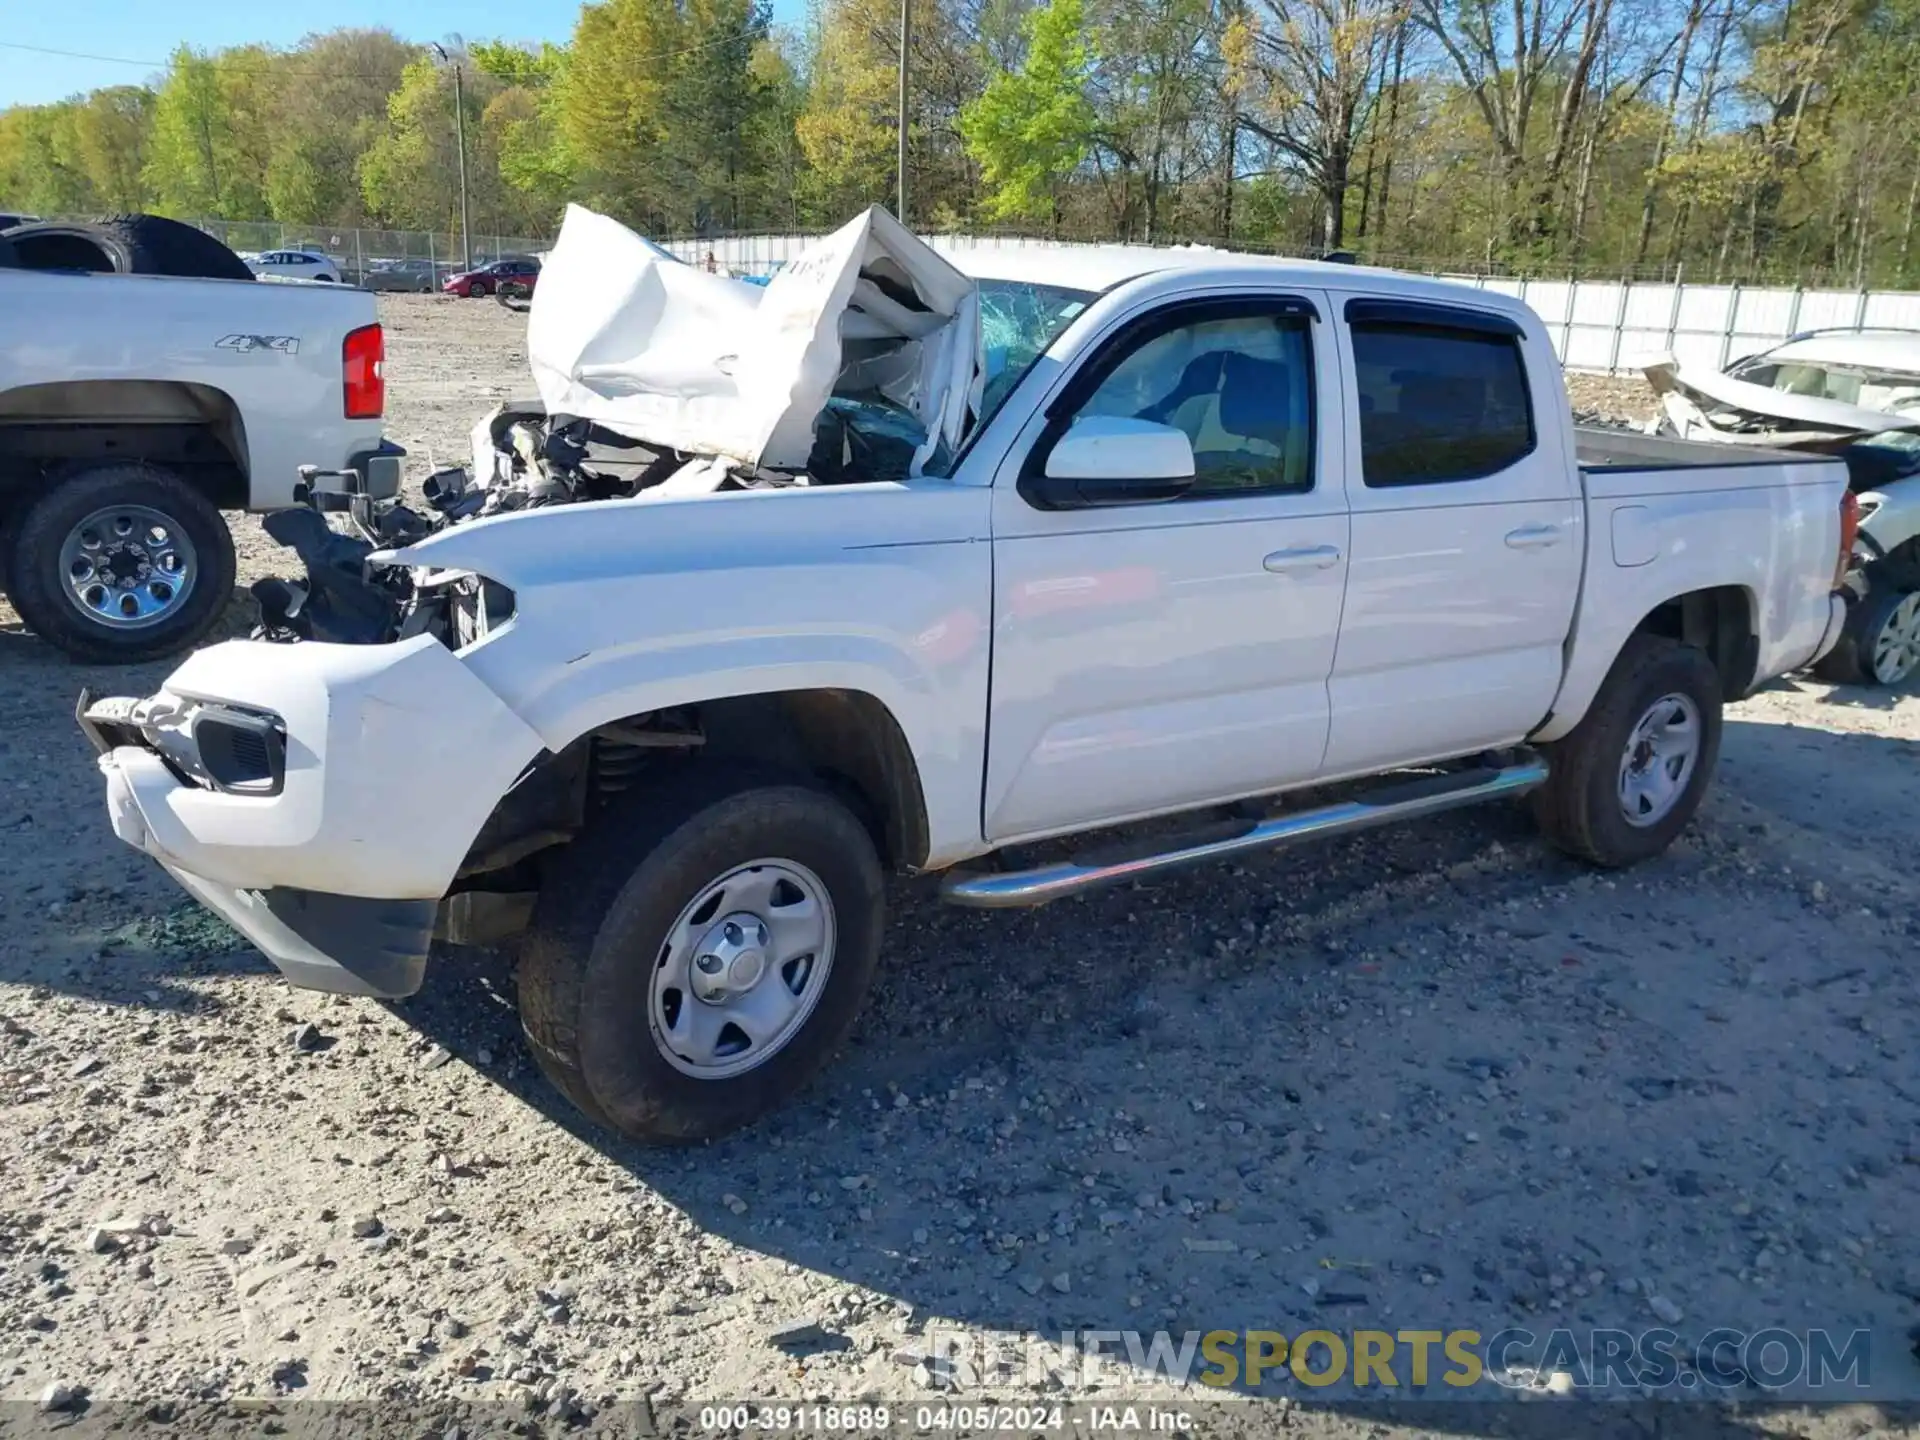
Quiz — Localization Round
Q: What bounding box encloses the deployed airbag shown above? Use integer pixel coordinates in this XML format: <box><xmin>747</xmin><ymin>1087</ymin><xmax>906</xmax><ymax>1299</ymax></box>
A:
<box><xmin>527</xmin><ymin>205</ymin><xmax>979</xmax><ymax>474</ymax></box>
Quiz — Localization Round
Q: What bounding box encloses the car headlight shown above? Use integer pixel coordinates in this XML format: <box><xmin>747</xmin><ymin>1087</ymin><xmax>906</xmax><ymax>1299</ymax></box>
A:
<box><xmin>82</xmin><ymin>692</ymin><xmax>286</xmax><ymax>797</ymax></box>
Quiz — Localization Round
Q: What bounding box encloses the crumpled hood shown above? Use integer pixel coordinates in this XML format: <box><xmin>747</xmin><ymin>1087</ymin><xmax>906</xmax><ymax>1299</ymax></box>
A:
<box><xmin>526</xmin><ymin>204</ymin><xmax>980</xmax><ymax>473</ymax></box>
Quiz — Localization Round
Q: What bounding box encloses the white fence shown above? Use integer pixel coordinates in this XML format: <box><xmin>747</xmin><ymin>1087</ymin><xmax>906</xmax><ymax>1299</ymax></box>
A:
<box><xmin>1470</xmin><ymin>275</ymin><xmax>1920</xmax><ymax>375</ymax></box>
<box><xmin>656</xmin><ymin>231</ymin><xmax>1920</xmax><ymax>376</ymax></box>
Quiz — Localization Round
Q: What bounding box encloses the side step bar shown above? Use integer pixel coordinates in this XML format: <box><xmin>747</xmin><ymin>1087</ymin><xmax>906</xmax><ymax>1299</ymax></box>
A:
<box><xmin>940</xmin><ymin>756</ymin><xmax>1548</xmax><ymax>909</ymax></box>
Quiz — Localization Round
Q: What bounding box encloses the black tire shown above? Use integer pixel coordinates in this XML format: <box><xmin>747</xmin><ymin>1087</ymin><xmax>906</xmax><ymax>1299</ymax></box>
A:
<box><xmin>517</xmin><ymin>766</ymin><xmax>885</xmax><ymax>1142</ymax></box>
<box><xmin>5</xmin><ymin>464</ymin><xmax>237</xmax><ymax>663</ymax></box>
<box><xmin>1532</xmin><ymin>634</ymin><xmax>1723</xmax><ymax>867</ymax></box>
<box><xmin>1849</xmin><ymin>586</ymin><xmax>1920</xmax><ymax>686</ymax></box>
<box><xmin>93</xmin><ymin>214</ymin><xmax>256</xmax><ymax>281</ymax></box>
<box><xmin>468</xmin><ymin>277</ymin><xmax>492</xmax><ymax>298</ymax></box>
<box><xmin>0</xmin><ymin>214</ymin><xmax>253</xmax><ymax>281</ymax></box>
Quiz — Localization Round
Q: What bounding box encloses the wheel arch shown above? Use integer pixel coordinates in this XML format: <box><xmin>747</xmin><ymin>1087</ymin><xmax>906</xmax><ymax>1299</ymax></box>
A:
<box><xmin>1629</xmin><ymin>584</ymin><xmax>1759</xmax><ymax>702</ymax></box>
<box><xmin>0</xmin><ymin>379</ymin><xmax>251</xmax><ymax>512</ymax></box>
<box><xmin>1534</xmin><ymin>581</ymin><xmax>1758</xmax><ymax>744</ymax></box>
<box><xmin>698</xmin><ymin>688</ymin><xmax>931</xmax><ymax>871</ymax></box>
<box><xmin>452</xmin><ymin>685</ymin><xmax>934</xmax><ymax>892</ymax></box>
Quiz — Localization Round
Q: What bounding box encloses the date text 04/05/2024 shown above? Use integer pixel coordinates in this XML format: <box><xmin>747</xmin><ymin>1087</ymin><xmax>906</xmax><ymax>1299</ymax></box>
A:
<box><xmin>693</xmin><ymin>1405</ymin><xmax>1195</xmax><ymax>1433</ymax></box>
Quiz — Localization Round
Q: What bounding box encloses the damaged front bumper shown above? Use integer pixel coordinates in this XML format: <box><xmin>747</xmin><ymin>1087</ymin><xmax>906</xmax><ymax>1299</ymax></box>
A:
<box><xmin>80</xmin><ymin>635</ymin><xmax>545</xmax><ymax>998</ymax></box>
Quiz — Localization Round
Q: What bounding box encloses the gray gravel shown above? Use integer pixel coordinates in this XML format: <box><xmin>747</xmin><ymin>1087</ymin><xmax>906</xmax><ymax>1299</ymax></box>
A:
<box><xmin>0</xmin><ymin>296</ymin><xmax>1915</xmax><ymax>1435</ymax></box>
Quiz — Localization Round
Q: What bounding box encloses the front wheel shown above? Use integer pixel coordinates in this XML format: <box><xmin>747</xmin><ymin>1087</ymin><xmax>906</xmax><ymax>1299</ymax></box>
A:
<box><xmin>5</xmin><ymin>463</ymin><xmax>236</xmax><ymax>663</ymax></box>
<box><xmin>469</xmin><ymin>278</ymin><xmax>492</xmax><ymax>298</ymax></box>
<box><xmin>516</xmin><ymin>768</ymin><xmax>885</xmax><ymax>1142</ymax></box>
<box><xmin>1533</xmin><ymin>634</ymin><xmax>1723</xmax><ymax>867</ymax></box>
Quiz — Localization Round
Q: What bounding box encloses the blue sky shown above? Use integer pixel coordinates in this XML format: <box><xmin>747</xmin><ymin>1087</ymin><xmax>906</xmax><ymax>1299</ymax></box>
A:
<box><xmin>1</xmin><ymin>0</ymin><xmax>804</xmax><ymax>108</ymax></box>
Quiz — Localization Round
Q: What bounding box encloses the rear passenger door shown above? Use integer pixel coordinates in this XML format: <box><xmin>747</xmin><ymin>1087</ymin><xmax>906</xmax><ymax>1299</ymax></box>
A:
<box><xmin>1323</xmin><ymin>298</ymin><xmax>1581</xmax><ymax>775</ymax></box>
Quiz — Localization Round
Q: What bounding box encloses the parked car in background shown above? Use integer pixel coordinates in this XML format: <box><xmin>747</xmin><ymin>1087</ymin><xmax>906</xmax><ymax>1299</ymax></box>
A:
<box><xmin>248</xmin><ymin>249</ymin><xmax>342</xmax><ymax>283</ymax></box>
<box><xmin>1645</xmin><ymin>330</ymin><xmax>1920</xmax><ymax>685</ymax></box>
<box><xmin>362</xmin><ymin>258</ymin><xmax>444</xmax><ymax>293</ymax></box>
<box><xmin>443</xmin><ymin>256</ymin><xmax>540</xmax><ymax>298</ymax></box>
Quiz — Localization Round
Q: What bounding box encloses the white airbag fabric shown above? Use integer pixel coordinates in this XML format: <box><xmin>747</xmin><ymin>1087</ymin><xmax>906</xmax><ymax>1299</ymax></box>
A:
<box><xmin>527</xmin><ymin>204</ymin><xmax>977</xmax><ymax>472</ymax></box>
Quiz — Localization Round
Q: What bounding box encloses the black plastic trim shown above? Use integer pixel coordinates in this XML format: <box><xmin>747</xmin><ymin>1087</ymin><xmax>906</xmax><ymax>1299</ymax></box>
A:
<box><xmin>193</xmin><ymin>708</ymin><xmax>286</xmax><ymax>796</ymax></box>
<box><xmin>260</xmin><ymin>889</ymin><xmax>436</xmax><ymax>999</ymax></box>
<box><xmin>1342</xmin><ymin>298</ymin><xmax>1525</xmax><ymax>337</ymax></box>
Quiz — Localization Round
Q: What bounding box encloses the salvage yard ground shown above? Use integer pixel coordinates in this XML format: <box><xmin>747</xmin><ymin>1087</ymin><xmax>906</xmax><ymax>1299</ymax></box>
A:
<box><xmin>1</xmin><ymin>297</ymin><xmax>1916</xmax><ymax>1437</ymax></box>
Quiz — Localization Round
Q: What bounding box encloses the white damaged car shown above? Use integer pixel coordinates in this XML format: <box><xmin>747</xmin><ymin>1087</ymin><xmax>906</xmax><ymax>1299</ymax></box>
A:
<box><xmin>82</xmin><ymin>207</ymin><xmax>1855</xmax><ymax>1141</ymax></box>
<box><xmin>1647</xmin><ymin>330</ymin><xmax>1920</xmax><ymax>683</ymax></box>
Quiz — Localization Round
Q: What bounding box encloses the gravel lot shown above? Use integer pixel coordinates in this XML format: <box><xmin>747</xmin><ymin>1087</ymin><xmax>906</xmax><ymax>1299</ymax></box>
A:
<box><xmin>2</xmin><ymin>296</ymin><xmax>1917</xmax><ymax>1436</ymax></box>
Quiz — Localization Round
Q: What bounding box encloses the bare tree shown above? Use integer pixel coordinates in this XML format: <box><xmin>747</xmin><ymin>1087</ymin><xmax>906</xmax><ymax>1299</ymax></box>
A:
<box><xmin>1632</xmin><ymin>0</ymin><xmax>1707</xmax><ymax>266</ymax></box>
<box><xmin>1409</xmin><ymin>0</ymin><xmax>1609</xmax><ymax>243</ymax></box>
<box><xmin>1236</xmin><ymin>0</ymin><xmax>1407</xmax><ymax>248</ymax></box>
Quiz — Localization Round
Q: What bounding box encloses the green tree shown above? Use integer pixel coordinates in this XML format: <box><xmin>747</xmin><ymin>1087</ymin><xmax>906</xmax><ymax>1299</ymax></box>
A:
<box><xmin>959</xmin><ymin>0</ymin><xmax>1097</xmax><ymax>223</ymax></box>
<box><xmin>265</xmin><ymin>30</ymin><xmax>416</xmax><ymax>225</ymax></box>
<box><xmin>555</xmin><ymin>0</ymin><xmax>683</xmax><ymax>221</ymax></box>
<box><xmin>72</xmin><ymin>87</ymin><xmax>154</xmax><ymax>210</ymax></box>
<box><xmin>360</xmin><ymin>53</ymin><xmax>514</xmax><ymax>233</ymax></box>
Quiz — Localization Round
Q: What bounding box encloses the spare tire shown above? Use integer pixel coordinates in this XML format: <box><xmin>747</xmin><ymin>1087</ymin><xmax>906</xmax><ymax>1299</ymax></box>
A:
<box><xmin>0</xmin><ymin>213</ymin><xmax>253</xmax><ymax>281</ymax></box>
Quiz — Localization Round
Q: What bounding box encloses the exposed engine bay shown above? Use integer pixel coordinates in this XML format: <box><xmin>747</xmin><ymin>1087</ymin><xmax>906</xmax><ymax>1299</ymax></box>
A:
<box><xmin>253</xmin><ymin>201</ymin><xmax>977</xmax><ymax>648</ymax></box>
<box><xmin>251</xmin><ymin>390</ymin><xmax>935</xmax><ymax>647</ymax></box>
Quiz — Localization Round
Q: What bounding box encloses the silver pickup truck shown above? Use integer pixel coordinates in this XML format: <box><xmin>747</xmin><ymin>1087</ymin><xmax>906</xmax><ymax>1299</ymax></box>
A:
<box><xmin>0</xmin><ymin>264</ymin><xmax>403</xmax><ymax>661</ymax></box>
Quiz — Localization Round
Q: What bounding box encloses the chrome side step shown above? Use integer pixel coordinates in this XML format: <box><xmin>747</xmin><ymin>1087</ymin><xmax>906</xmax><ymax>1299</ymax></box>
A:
<box><xmin>940</xmin><ymin>756</ymin><xmax>1548</xmax><ymax>909</ymax></box>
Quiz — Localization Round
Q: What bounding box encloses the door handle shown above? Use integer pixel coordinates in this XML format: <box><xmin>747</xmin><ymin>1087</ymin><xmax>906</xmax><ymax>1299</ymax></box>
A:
<box><xmin>1504</xmin><ymin>524</ymin><xmax>1563</xmax><ymax>550</ymax></box>
<box><xmin>1263</xmin><ymin>545</ymin><xmax>1343</xmax><ymax>573</ymax></box>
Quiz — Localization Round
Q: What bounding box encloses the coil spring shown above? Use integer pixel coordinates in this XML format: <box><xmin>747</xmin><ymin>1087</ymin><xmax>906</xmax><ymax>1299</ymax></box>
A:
<box><xmin>590</xmin><ymin>735</ymin><xmax>650</xmax><ymax>799</ymax></box>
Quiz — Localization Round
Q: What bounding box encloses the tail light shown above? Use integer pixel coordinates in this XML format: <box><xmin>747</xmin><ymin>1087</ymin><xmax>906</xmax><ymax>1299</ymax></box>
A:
<box><xmin>1835</xmin><ymin>489</ymin><xmax>1860</xmax><ymax>588</ymax></box>
<box><xmin>343</xmin><ymin>323</ymin><xmax>385</xmax><ymax>419</ymax></box>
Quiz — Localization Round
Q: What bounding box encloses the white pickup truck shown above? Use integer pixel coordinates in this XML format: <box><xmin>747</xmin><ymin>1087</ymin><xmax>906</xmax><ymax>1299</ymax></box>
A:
<box><xmin>82</xmin><ymin>210</ymin><xmax>1853</xmax><ymax>1141</ymax></box>
<box><xmin>0</xmin><ymin>263</ymin><xmax>403</xmax><ymax>660</ymax></box>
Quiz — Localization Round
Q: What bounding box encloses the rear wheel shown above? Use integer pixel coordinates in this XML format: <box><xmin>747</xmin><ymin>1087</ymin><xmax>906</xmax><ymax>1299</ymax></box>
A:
<box><xmin>1533</xmin><ymin>634</ymin><xmax>1723</xmax><ymax>867</ymax></box>
<box><xmin>5</xmin><ymin>463</ymin><xmax>236</xmax><ymax>663</ymax></box>
<box><xmin>516</xmin><ymin>767</ymin><xmax>885</xmax><ymax>1142</ymax></box>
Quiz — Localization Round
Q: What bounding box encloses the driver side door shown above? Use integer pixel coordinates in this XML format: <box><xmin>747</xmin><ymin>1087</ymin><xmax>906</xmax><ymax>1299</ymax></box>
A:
<box><xmin>984</xmin><ymin>291</ymin><xmax>1349</xmax><ymax>843</ymax></box>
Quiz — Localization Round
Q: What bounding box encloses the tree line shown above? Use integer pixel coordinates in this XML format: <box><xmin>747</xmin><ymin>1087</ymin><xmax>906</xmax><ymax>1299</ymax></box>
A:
<box><xmin>2</xmin><ymin>0</ymin><xmax>1917</xmax><ymax>283</ymax></box>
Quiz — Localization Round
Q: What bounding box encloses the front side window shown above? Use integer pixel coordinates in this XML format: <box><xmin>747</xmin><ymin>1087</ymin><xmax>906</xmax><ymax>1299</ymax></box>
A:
<box><xmin>1351</xmin><ymin>321</ymin><xmax>1534</xmax><ymax>486</ymax></box>
<box><xmin>1056</xmin><ymin>308</ymin><xmax>1315</xmax><ymax>498</ymax></box>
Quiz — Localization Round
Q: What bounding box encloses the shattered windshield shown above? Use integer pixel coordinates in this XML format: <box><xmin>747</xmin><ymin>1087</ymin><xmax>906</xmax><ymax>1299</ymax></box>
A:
<box><xmin>977</xmin><ymin>279</ymin><xmax>1098</xmax><ymax>427</ymax></box>
<box><xmin>920</xmin><ymin>277</ymin><xmax>1096</xmax><ymax>480</ymax></box>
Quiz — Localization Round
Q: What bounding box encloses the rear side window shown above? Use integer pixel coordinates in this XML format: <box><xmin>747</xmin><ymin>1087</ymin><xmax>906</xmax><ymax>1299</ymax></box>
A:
<box><xmin>1350</xmin><ymin>319</ymin><xmax>1535</xmax><ymax>486</ymax></box>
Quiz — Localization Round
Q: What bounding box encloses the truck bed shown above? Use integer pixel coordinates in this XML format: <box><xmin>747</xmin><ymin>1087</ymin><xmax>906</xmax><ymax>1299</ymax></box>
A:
<box><xmin>1574</xmin><ymin>424</ymin><xmax>1833</xmax><ymax>472</ymax></box>
<box><xmin>1575</xmin><ymin>424</ymin><xmax>1842</xmax><ymax>502</ymax></box>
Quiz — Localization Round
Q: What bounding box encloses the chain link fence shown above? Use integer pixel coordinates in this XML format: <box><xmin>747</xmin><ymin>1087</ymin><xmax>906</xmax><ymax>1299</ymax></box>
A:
<box><xmin>101</xmin><ymin>216</ymin><xmax>1920</xmax><ymax>376</ymax></box>
<box><xmin>190</xmin><ymin>221</ymin><xmax>548</xmax><ymax>286</ymax></box>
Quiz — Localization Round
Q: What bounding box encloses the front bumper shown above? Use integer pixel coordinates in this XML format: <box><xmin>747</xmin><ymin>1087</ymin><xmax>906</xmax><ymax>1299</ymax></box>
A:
<box><xmin>99</xmin><ymin>748</ymin><xmax>435</xmax><ymax>997</ymax></box>
<box><xmin>84</xmin><ymin>633</ymin><xmax>546</xmax><ymax>997</ymax></box>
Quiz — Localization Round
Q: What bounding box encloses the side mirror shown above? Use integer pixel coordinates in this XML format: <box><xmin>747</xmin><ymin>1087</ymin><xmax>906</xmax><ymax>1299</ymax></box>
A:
<box><xmin>1026</xmin><ymin>417</ymin><xmax>1197</xmax><ymax>510</ymax></box>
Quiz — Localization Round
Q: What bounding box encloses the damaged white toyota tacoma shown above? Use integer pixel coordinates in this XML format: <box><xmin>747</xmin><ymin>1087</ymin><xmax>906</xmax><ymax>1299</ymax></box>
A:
<box><xmin>83</xmin><ymin>206</ymin><xmax>1856</xmax><ymax>1141</ymax></box>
